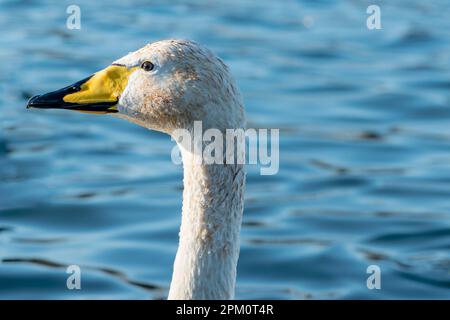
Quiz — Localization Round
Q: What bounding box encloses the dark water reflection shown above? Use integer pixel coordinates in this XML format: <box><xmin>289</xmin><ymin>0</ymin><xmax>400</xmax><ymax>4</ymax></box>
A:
<box><xmin>1</xmin><ymin>0</ymin><xmax>450</xmax><ymax>299</ymax></box>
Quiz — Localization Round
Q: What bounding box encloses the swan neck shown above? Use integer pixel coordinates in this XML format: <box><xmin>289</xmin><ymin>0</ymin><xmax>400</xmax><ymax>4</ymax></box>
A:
<box><xmin>168</xmin><ymin>147</ymin><xmax>245</xmax><ymax>300</ymax></box>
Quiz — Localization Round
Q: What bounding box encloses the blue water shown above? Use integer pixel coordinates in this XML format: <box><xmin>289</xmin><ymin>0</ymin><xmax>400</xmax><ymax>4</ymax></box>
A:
<box><xmin>1</xmin><ymin>0</ymin><xmax>450</xmax><ymax>299</ymax></box>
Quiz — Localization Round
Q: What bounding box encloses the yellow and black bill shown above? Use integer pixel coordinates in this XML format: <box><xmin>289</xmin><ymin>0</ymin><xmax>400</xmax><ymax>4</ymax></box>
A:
<box><xmin>27</xmin><ymin>75</ymin><xmax>118</xmax><ymax>114</ymax></box>
<box><xmin>27</xmin><ymin>64</ymin><xmax>137</xmax><ymax>114</ymax></box>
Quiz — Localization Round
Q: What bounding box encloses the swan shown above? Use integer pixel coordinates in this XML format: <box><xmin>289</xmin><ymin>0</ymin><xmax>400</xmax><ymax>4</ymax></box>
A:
<box><xmin>27</xmin><ymin>39</ymin><xmax>246</xmax><ymax>300</ymax></box>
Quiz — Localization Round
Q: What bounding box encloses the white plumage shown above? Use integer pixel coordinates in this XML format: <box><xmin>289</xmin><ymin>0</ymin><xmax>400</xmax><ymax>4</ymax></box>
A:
<box><xmin>115</xmin><ymin>40</ymin><xmax>246</xmax><ymax>299</ymax></box>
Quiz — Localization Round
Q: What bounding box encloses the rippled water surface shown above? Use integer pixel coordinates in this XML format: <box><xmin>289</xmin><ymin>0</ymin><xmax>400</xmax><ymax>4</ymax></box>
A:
<box><xmin>1</xmin><ymin>0</ymin><xmax>450</xmax><ymax>299</ymax></box>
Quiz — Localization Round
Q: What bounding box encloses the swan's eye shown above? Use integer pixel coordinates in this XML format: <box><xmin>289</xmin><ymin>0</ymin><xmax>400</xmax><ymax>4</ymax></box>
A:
<box><xmin>141</xmin><ymin>61</ymin><xmax>154</xmax><ymax>72</ymax></box>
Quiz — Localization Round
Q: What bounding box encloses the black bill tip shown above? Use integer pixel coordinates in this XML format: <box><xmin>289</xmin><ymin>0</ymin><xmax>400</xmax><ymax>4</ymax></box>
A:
<box><xmin>27</xmin><ymin>95</ymin><xmax>44</xmax><ymax>109</ymax></box>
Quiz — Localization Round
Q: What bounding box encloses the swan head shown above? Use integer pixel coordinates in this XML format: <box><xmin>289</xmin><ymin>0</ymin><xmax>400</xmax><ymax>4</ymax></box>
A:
<box><xmin>27</xmin><ymin>39</ymin><xmax>245</xmax><ymax>134</ymax></box>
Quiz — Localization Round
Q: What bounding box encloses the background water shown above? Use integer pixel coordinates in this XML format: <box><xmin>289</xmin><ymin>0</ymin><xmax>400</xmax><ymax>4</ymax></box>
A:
<box><xmin>1</xmin><ymin>0</ymin><xmax>450</xmax><ymax>299</ymax></box>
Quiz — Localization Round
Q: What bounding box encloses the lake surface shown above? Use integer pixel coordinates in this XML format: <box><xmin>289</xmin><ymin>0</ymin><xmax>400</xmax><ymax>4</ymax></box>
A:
<box><xmin>1</xmin><ymin>0</ymin><xmax>450</xmax><ymax>299</ymax></box>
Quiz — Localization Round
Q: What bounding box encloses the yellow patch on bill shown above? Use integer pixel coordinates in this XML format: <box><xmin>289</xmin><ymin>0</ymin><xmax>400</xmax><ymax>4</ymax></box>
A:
<box><xmin>64</xmin><ymin>65</ymin><xmax>138</xmax><ymax>104</ymax></box>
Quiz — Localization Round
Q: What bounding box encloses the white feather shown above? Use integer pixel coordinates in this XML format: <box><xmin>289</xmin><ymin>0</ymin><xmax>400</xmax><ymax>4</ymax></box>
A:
<box><xmin>114</xmin><ymin>39</ymin><xmax>246</xmax><ymax>299</ymax></box>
